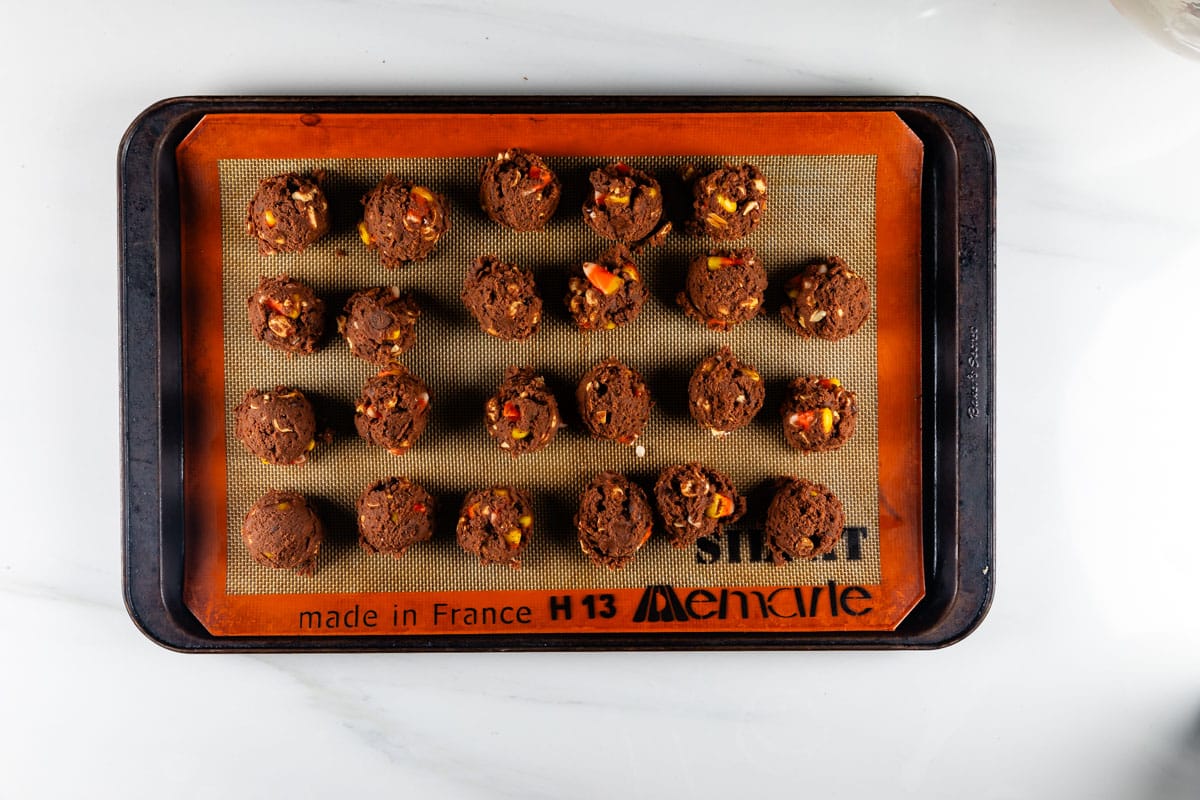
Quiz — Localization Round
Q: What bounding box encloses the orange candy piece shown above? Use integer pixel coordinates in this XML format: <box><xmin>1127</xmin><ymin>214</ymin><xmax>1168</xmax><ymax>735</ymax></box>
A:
<box><xmin>707</xmin><ymin>255</ymin><xmax>743</xmax><ymax>270</ymax></box>
<box><xmin>583</xmin><ymin>262</ymin><xmax>624</xmax><ymax>295</ymax></box>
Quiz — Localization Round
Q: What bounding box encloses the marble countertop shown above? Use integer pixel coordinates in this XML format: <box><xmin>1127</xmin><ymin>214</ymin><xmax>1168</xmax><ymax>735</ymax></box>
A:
<box><xmin>3</xmin><ymin>1</ymin><xmax>1200</xmax><ymax>797</ymax></box>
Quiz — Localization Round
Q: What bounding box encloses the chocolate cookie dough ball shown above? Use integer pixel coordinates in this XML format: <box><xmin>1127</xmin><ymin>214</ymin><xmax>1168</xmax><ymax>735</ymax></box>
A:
<box><xmin>245</xmin><ymin>172</ymin><xmax>330</xmax><ymax>255</ymax></box>
<box><xmin>780</xmin><ymin>376</ymin><xmax>857</xmax><ymax>452</ymax></box>
<box><xmin>781</xmin><ymin>256</ymin><xmax>872</xmax><ymax>341</ymax></box>
<box><xmin>247</xmin><ymin>275</ymin><xmax>326</xmax><ymax>355</ymax></box>
<box><xmin>241</xmin><ymin>490</ymin><xmax>324</xmax><ymax>575</ymax></box>
<box><xmin>484</xmin><ymin>366</ymin><xmax>562</xmax><ymax>457</ymax></box>
<box><xmin>234</xmin><ymin>386</ymin><xmax>319</xmax><ymax>466</ymax></box>
<box><xmin>338</xmin><ymin>286</ymin><xmax>420</xmax><ymax>365</ymax></box>
<box><xmin>576</xmin><ymin>358</ymin><xmax>652</xmax><ymax>444</ymax></box>
<box><xmin>564</xmin><ymin>244</ymin><xmax>647</xmax><ymax>331</ymax></box>
<box><xmin>457</xmin><ymin>486</ymin><xmax>534</xmax><ymax>568</ymax></box>
<box><xmin>690</xmin><ymin>163</ymin><xmax>767</xmax><ymax>240</ymax></box>
<box><xmin>356</xmin><ymin>476</ymin><xmax>436</xmax><ymax>559</ymax></box>
<box><xmin>654</xmin><ymin>463</ymin><xmax>745</xmax><ymax>548</ymax></box>
<box><xmin>582</xmin><ymin>161</ymin><xmax>663</xmax><ymax>243</ymax></box>
<box><xmin>676</xmin><ymin>249</ymin><xmax>767</xmax><ymax>331</ymax></box>
<box><xmin>575</xmin><ymin>471</ymin><xmax>654</xmax><ymax>570</ymax></box>
<box><xmin>688</xmin><ymin>347</ymin><xmax>765</xmax><ymax>437</ymax></box>
<box><xmin>764</xmin><ymin>477</ymin><xmax>844</xmax><ymax>563</ymax></box>
<box><xmin>359</xmin><ymin>175</ymin><xmax>451</xmax><ymax>267</ymax></box>
<box><xmin>354</xmin><ymin>366</ymin><xmax>431</xmax><ymax>456</ymax></box>
<box><xmin>479</xmin><ymin>148</ymin><xmax>562</xmax><ymax>232</ymax></box>
<box><xmin>461</xmin><ymin>254</ymin><xmax>543</xmax><ymax>341</ymax></box>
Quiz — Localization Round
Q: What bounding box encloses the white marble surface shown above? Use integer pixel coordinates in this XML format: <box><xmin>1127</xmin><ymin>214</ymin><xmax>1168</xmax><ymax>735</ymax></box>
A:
<box><xmin>3</xmin><ymin>1</ymin><xmax>1200</xmax><ymax>797</ymax></box>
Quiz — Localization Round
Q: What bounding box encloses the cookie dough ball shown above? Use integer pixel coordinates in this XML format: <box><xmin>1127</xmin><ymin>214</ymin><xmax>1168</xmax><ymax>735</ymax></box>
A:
<box><xmin>690</xmin><ymin>163</ymin><xmax>767</xmax><ymax>240</ymax></box>
<box><xmin>576</xmin><ymin>358</ymin><xmax>652</xmax><ymax>444</ymax></box>
<box><xmin>654</xmin><ymin>463</ymin><xmax>745</xmax><ymax>548</ymax></box>
<box><xmin>241</xmin><ymin>490</ymin><xmax>324</xmax><ymax>575</ymax></box>
<box><xmin>461</xmin><ymin>254</ymin><xmax>542</xmax><ymax>340</ymax></box>
<box><xmin>564</xmin><ymin>244</ymin><xmax>647</xmax><ymax>331</ymax></box>
<box><xmin>234</xmin><ymin>386</ymin><xmax>319</xmax><ymax>466</ymax></box>
<box><xmin>780</xmin><ymin>376</ymin><xmax>857</xmax><ymax>452</ymax></box>
<box><xmin>764</xmin><ymin>478</ymin><xmax>844</xmax><ymax>563</ymax></box>
<box><xmin>479</xmin><ymin>148</ymin><xmax>561</xmax><ymax>231</ymax></box>
<box><xmin>484</xmin><ymin>366</ymin><xmax>562</xmax><ymax>457</ymax></box>
<box><xmin>676</xmin><ymin>249</ymin><xmax>767</xmax><ymax>331</ymax></box>
<box><xmin>582</xmin><ymin>161</ymin><xmax>663</xmax><ymax>243</ymax></box>
<box><xmin>356</xmin><ymin>477</ymin><xmax>436</xmax><ymax>559</ymax></box>
<box><xmin>575</xmin><ymin>471</ymin><xmax>654</xmax><ymax>570</ymax></box>
<box><xmin>688</xmin><ymin>347</ymin><xmax>766</xmax><ymax>436</ymax></box>
<box><xmin>338</xmin><ymin>286</ymin><xmax>420</xmax><ymax>365</ymax></box>
<box><xmin>359</xmin><ymin>175</ymin><xmax>451</xmax><ymax>267</ymax></box>
<box><xmin>457</xmin><ymin>486</ymin><xmax>534</xmax><ymax>568</ymax></box>
<box><xmin>354</xmin><ymin>366</ymin><xmax>431</xmax><ymax>456</ymax></box>
<box><xmin>781</xmin><ymin>256</ymin><xmax>872</xmax><ymax>341</ymax></box>
<box><xmin>244</xmin><ymin>172</ymin><xmax>330</xmax><ymax>255</ymax></box>
<box><xmin>247</xmin><ymin>275</ymin><xmax>326</xmax><ymax>355</ymax></box>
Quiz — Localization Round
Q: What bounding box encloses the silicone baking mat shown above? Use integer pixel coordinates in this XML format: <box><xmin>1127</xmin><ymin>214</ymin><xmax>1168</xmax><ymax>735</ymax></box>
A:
<box><xmin>175</xmin><ymin>111</ymin><xmax>925</xmax><ymax>636</ymax></box>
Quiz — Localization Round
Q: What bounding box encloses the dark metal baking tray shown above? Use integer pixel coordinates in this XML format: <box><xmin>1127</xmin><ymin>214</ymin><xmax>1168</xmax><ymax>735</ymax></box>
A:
<box><xmin>119</xmin><ymin>95</ymin><xmax>995</xmax><ymax>651</ymax></box>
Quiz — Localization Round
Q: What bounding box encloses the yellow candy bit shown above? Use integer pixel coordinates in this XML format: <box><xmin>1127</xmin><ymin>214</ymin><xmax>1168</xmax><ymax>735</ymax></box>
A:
<box><xmin>262</xmin><ymin>209</ymin><xmax>277</xmax><ymax>227</ymax></box>
<box><xmin>715</xmin><ymin>194</ymin><xmax>737</xmax><ymax>213</ymax></box>
<box><xmin>518</xmin><ymin>515</ymin><xmax>533</xmax><ymax>529</ymax></box>
<box><xmin>510</xmin><ymin>429</ymin><xmax>529</xmax><ymax>440</ymax></box>
<box><xmin>285</xmin><ymin>294</ymin><xmax>303</xmax><ymax>319</ymax></box>
<box><xmin>410</xmin><ymin>186</ymin><xmax>435</xmax><ymax>202</ymax></box>
<box><xmin>275</xmin><ymin>501</ymin><xmax>291</xmax><ymax>511</ymax></box>
<box><xmin>503</xmin><ymin>529</ymin><xmax>522</xmax><ymax>547</ymax></box>
<box><xmin>705</xmin><ymin>493</ymin><xmax>735</xmax><ymax>519</ymax></box>
<box><xmin>819</xmin><ymin>407</ymin><xmax>834</xmax><ymax>435</ymax></box>
<box><xmin>357</xmin><ymin>221</ymin><xmax>372</xmax><ymax>245</ymax></box>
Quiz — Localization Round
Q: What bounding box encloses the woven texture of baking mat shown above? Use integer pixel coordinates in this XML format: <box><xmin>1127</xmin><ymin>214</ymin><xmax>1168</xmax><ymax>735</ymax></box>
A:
<box><xmin>220</xmin><ymin>155</ymin><xmax>879</xmax><ymax>594</ymax></box>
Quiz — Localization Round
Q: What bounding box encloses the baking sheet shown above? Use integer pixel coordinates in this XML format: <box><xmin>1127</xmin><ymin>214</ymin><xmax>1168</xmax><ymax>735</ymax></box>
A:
<box><xmin>121</xmin><ymin>103</ymin><xmax>960</xmax><ymax>644</ymax></box>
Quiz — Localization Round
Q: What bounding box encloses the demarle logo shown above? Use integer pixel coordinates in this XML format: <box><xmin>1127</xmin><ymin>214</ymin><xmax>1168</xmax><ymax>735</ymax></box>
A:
<box><xmin>632</xmin><ymin>583</ymin><xmax>874</xmax><ymax>622</ymax></box>
<box><xmin>633</xmin><ymin>585</ymin><xmax>690</xmax><ymax>622</ymax></box>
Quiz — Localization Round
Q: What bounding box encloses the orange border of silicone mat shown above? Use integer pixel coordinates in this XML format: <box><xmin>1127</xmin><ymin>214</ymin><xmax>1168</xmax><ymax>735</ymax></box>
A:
<box><xmin>178</xmin><ymin>111</ymin><xmax>924</xmax><ymax>636</ymax></box>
